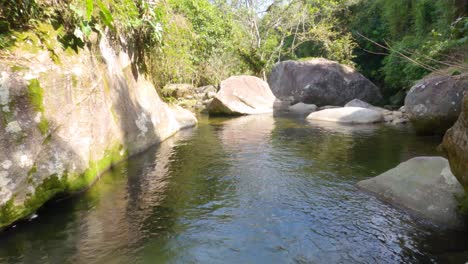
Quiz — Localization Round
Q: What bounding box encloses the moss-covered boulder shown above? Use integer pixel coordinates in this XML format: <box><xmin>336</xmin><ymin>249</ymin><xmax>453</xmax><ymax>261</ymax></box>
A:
<box><xmin>442</xmin><ymin>95</ymin><xmax>468</xmax><ymax>190</ymax></box>
<box><xmin>0</xmin><ymin>29</ymin><xmax>196</xmax><ymax>228</ymax></box>
<box><xmin>405</xmin><ymin>75</ymin><xmax>468</xmax><ymax>135</ymax></box>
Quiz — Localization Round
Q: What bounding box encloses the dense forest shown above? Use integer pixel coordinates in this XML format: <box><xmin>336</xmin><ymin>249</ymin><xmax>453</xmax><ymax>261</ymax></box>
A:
<box><xmin>0</xmin><ymin>0</ymin><xmax>466</xmax><ymax>104</ymax></box>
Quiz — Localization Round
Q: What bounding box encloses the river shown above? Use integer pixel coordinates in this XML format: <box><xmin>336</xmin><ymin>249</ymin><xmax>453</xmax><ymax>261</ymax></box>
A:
<box><xmin>0</xmin><ymin>115</ymin><xmax>467</xmax><ymax>263</ymax></box>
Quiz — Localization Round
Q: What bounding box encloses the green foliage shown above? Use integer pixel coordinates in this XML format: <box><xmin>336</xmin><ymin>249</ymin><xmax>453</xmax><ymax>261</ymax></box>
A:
<box><xmin>1</xmin><ymin>0</ymin><xmax>465</xmax><ymax>102</ymax></box>
<box><xmin>0</xmin><ymin>0</ymin><xmax>42</xmax><ymax>30</ymax></box>
<box><xmin>0</xmin><ymin>198</ymin><xmax>21</xmax><ymax>227</ymax></box>
<box><xmin>351</xmin><ymin>0</ymin><xmax>467</xmax><ymax>100</ymax></box>
<box><xmin>147</xmin><ymin>0</ymin><xmax>250</xmax><ymax>88</ymax></box>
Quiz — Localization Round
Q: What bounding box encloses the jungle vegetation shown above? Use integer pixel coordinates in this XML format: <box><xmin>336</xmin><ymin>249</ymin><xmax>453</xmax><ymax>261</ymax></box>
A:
<box><xmin>1</xmin><ymin>0</ymin><xmax>466</xmax><ymax>103</ymax></box>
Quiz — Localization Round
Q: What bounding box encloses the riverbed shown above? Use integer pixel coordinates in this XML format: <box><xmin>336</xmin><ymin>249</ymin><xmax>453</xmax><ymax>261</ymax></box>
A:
<box><xmin>0</xmin><ymin>115</ymin><xmax>467</xmax><ymax>263</ymax></box>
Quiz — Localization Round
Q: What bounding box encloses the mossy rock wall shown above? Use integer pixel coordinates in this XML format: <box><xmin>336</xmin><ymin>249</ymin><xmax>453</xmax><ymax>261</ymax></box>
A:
<box><xmin>442</xmin><ymin>95</ymin><xmax>468</xmax><ymax>190</ymax></box>
<box><xmin>0</xmin><ymin>25</ymin><xmax>197</xmax><ymax>228</ymax></box>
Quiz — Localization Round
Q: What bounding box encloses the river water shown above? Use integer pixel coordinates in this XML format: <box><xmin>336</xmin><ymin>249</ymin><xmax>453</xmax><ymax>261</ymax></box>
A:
<box><xmin>0</xmin><ymin>115</ymin><xmax>467</xmax><ymax>264</ymax></box>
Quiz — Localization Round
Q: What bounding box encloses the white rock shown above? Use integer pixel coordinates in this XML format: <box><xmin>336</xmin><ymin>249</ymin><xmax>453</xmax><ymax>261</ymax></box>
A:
<box><xmin>306</xmin><ymin>107</ymin><xmax>383</xmax><ymax>124</ymax></box>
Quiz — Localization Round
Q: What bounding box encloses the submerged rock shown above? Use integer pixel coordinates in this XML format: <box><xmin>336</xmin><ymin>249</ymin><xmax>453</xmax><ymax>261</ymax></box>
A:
<box><xmin>268</xmin><ymin>58</ymin><xmax>382</xmax><ymax>106</ymax></box>
<box><xmin>405</xmin><ymin>75</ymin><xmax>468</xmax><ymax>134</ymax></box>
<box><xmin>0</xmin><ymin>35</ymin><xmax>196</xmax><ymax>228</ymax></box>
<box><xmin>357</xmin><ymin>157</ymin><xmax>464</xmax><ymax>228</ymax></box>
<box><xmin>442</xmin><ymin>95</ymin><xmax>468</xmax><ymax>189</ymax></box>
<box><xmin>208</xmin><ymin>75</ymin><xmax>276</xmax><ymax>115</ymax></box>
<box><xmin>306</xmin><ymin>107</ymin><xmax>383</xmax><ymax>124</ymax></box>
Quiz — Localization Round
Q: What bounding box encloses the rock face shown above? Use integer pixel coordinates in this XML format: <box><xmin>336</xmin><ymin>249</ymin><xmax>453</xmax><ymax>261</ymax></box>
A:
<box><xmin>0</xmin><ymin>35</ymin><xmax>196</xmax><ymax>228</ymax></box>
<box><xmin>307</xmin><ymin>107</ymin><xmax>384</xmax><ymax>124</ymax></box>
<box><xmin>345</xmin><ymin>99</ymin><xmax>409</xmax><ymax>125</ymax></box>
<box><xmin>208</xmin><ymin>75</ymin><xmax>276</xmax><ymax>115</ymax></box>
<box><xmin>268</xmin><ymin>59</ymin><xmax>382</xmax><ymax>106</ymax></box>
<box><xmin>405</xmin><ymin>75</ymin><xmax>468</xmax><ymax>134</ymax></box>
<box><xmin>442</xmin><ymin>95</ymin><xmax>468</xmax><ymax>189</ymax></box>
<box><xmin>357</xmin><ymin>157</ymin><xmax>464</xmax><ymax>228</ymax></box>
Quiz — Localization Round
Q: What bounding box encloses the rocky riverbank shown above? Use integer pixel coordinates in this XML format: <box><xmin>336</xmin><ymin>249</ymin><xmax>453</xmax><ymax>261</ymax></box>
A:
<box><xmin>0</xmin><ymin>31</ymin><xmax>197</xmax><ymax>228</ymax></box>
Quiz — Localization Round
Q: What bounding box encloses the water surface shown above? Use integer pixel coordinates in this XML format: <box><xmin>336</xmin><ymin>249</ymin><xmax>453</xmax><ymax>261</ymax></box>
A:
<box><xmin>1</xmin><ymin>115</ymin><xmax>467</xmax><ymax>264</ymax></box>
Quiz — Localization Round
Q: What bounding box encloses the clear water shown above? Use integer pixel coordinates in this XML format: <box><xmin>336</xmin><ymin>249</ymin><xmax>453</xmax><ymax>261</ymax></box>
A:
<box><xmin>0</xmin><ymin>115</ymin><xmax>467</xmax><ymax>264</ymax></box>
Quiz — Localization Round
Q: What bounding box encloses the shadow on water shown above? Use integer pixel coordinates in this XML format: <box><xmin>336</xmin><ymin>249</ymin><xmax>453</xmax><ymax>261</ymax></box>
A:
<box><xmin>1</xmin><ymin>115</ymin><xmax>468</xmax><ymax>263</ymax></box>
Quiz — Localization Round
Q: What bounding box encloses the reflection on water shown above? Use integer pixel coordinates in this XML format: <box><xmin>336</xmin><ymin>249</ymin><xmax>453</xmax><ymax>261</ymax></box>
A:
<box><xmin>0</xmin><ymin>115</ymin><xmax>467</xmax><ymax>264</ymax></box>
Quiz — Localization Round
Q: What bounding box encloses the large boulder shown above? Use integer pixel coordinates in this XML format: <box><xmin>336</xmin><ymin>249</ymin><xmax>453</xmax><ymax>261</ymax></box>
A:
<box><xmin>442</xmin><ymin>95</ymin><xmax>468</xmax><ymax>189</ymax></box>
<box><xmin>208</xmin><ymin>75</ymin><xmax>276</xmax><ymax>115</ymax></box>
<box><xmin>357</xmin><ymin>157</ymin><xmax>464</xmax><ymax>228</ymax></box>
<box><xmin>306</xmin><ymin>107</ymin><xmax>383</xmax><ymax>124</ymax></box>
<box><xmin>0</xmin><ymin>34</ymin><xmax>196</xmax><ymax>228</ymax></box>
<box><xmin>268</xmin><ymin>58</ymin><xmax>382</xmax><ymax>106</ymax></box>
<box><xmin>405</xmin><ymin>75</ymin><xmax>468</xmax><ymax>134</ymax></box>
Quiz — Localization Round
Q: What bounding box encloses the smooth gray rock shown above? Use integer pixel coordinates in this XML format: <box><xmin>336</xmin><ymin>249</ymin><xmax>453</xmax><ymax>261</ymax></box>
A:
<box><xmin>344</xmin><ymin>98</ymin><xmax>374</xmax><ymax>108</ymax></box>
<box><xmin>268</xmin><ymin>58</ymin><xmax>382</xmax><ymax>106</ymax></box>
<box><xmin>405</xmin><ymin>75</ymin><xmax>468</xmax><ymax>134</ymax></box>
<box><xmin>288</xmin><ymin>102</ymin><xmax>317</xmax><ymax>115</ymax></box>
<box><xmin>357</xmin><ymin>157</ymin><xmax>465</xmax><ymax>228</ymax></box>
<box><xmin>307</xmin><ymin>107</ymin><xmax>383</xmax><ymax>124</ymax></box>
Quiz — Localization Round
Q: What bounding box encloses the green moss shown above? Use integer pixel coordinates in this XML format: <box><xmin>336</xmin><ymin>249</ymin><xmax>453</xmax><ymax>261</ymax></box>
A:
<box><xmin>11</xmin><ymin>65</ymin><xmax>29</xmax><ymax>72</ymax></box>
<box><xmin>0</xmin><ymin>100</ymin><xmax>15</xmax><ymax>126</ymax></box>
<box><xmin>38</xmin><ymin>119</ymin><xmax>50</xmax><ymax>135</ymax></box>
<box><xmin>64</xmin><ymin>143</ymin><xmax>127</xmax><ymax>193</ymax></box>
<box><xmin>102</xmin><ymin>75</ymin><xmax>110</xmax><ymax>95</ymax></box>
<box><xmin>27</xmin><ymin>79</ymin><xmax>50</xmax><ymax>135</ymax></box>
<box><xmin>35</xmin><ymin>23</ymin><xmax>63</xmax><ymax>64</ymax></box>
<box><xmin>71</xmin><ymin>75</ymin><xmax>79</xmax><ymax>88</ymax></box>
<box><xmin>0</xmin><ymin>198</ymin><xmax>22</xmax><ymax>227</ymax></box>
<box><xmin>0</xmin><ymin>143</ymin><xmax>128</xmax><ymax>229</ymax></box>
<box><xmin>13</xmin><ymin>31</ymin><xmax>42</xmax><ymax>53</ymax></box>
<box><xmin>66</xmin><ymin>144</ymin><xmax>127</xmax><ymax>192</ymax></box>
<box><xmin>23</xmin><ymin>174</ymin><xmax>67</xmax><ymax>212</ymax></box>
<box><xmin>110</xmin><ymin>107</ymin><xmax>119</xmax><ymax>123</ymax></box>
<box><xmin>457</xmin><ymin>193</ymin><xmax>468</xmax><ymax>216</ymax></box>
<box><xmin>27</xmin><ymin>164</ymin><xmax>38</xmax><ymax>184</ymax></box>
<box><xmin>27</xmin><ymin>79</ymin><xmax>45</xmax><ymax>113</ymax></box>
